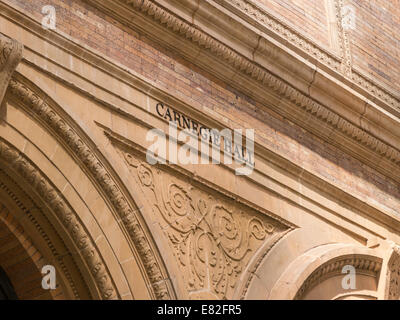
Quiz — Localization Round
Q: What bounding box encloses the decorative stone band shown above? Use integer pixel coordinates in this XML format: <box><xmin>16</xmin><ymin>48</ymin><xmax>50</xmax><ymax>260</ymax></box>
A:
<box><xmin>119</xmin><ymin>0</ymin><xmax>400</xmax><ymax>166</ymax></box>
<box><xmin>295</xmin><ymin>255</ymin><xmax>382</xmax><ymax>300</ymax></box>
<box><xmin>211</xmin><ymin>0</ymin><xmax>400</xmax><ymax>113</ymax></box>
<box><xmin>0</xmin><ymin>138</ymin><xmax>118</xmax><ymax>299</ymax></box>
<box><xmin>385</xmin><ymin>245</ymin><xmax>400</xmax><ymax>300</ymax></box>
<box><xmin>351</xmin><ymin>70</ymin><xmax>400</xmax><ymax>113</ymax></box>
<box><xmin>219</xmin><ymin>0</ymin><xmax>342</xmax><ymax>71</ymax></box>
<box><xmin>0</xmin><ymin>34</ymin><xmax>22</xmax><ymax>106</ymax></box>
<box><xmin>7</xmin><ymin>78</ymin><xmax>172</xmax><ymax>300</ymax></box>
<box><xmin>334</xmin><ymin>0</ymin><xmax>352</xmax><ymax>77</ymax></box>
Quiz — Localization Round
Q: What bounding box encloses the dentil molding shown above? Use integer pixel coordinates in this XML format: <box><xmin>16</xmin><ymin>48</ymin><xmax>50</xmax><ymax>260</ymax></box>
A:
<box><xmin>211</xmin><ymin>0</ymin><xmax>400</xmax><ymax>112</ymax></box>
<box><xmin>0</xmin><ymin>138</ymin><xmax>118</xmax><ymax>299</ymax></box>
<box><xmin>1</xmin><ymin>2</ymin><xmax>399</xmax><ymax>183</ymax></box>
<box><xmin>0</xmin><ymin>167</ymin><xmax>87</xmax><ymax>299</ymax></box>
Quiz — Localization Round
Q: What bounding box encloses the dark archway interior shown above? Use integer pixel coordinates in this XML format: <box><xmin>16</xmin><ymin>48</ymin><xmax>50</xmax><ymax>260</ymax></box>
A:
<box><xmin>0</xmin><ymin>204</ymin><xmax>53</xmax><ymax>300</ymax></box>
<box><xmin>0</xmin><ymin>266</ymin><xmax>17</xmax><ymax>300</ymax></box>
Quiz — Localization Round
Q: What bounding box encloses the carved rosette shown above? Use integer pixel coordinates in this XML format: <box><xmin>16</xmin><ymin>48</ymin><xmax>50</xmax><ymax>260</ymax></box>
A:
<box><xmin>120</xmin><ymin>150</ymin><xmax>289</xmax><ymax>300</ymax></box>
<box><xmin>0</xmin><ymin>34</ymin><xmax>22</xmax><ymax>106</ymax></box>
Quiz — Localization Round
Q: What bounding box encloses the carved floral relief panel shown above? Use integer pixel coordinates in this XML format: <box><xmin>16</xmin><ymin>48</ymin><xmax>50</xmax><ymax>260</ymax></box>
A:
<box><xmin>110</xmin><ymin>138</ymin><xmax>290</xmax><ymax>300</ymax></box>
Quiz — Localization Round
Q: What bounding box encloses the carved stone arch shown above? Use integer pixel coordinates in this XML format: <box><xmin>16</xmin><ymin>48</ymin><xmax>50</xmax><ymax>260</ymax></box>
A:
<box><xmin>269</xmin><ymin>243</ymin><xmax>383</xmax><ymax>300</ymax></box>
<box><xmin>243</xmin><ymin>227</ymin><xmax>357</xmax><ymax>299</ymax></box>
<box><xmin>0</xmin><ymin>139</ymin><xmax>118</xmax><ymax>299</ymax></box>
<box><xmin>0</xmin><ymin>201</ymin><xmax>58</xmax><ymax>300</ymax></box>
<box><xmin>0</xmin><ymin>169</ymin><xmax>75</xmax><ymax>300</ymax></box>
<box><xmin>3</xmin><ymin>73</ymin><xmax>174</xmax><ymax>299</ymax></box>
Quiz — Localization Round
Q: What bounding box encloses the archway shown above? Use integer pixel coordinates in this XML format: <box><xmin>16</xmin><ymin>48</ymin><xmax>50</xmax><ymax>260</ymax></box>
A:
<box><xmin>0</xmin><ymin>200</ymin><xmax>64</xmax><ymax>300</ymax></box>
<box><xmin>269</xmin><ymin>243</ymin><xmax>383</xmax><ymax>300</ymax></box>
<box><xmin>0</xmin><ymin>266</ymin><xmax>17</xmax><ymax>300</ymax></box>
<box><xmin>0</xmin><ymin>265</ymin><xmax>17</xmax><ymax>300</ymax></box>
<box><xmin>0</xmin><ymin>150</ymin><xmax>98</xmax><ymax>299</ymax></box>
<box><xmin>0</xmin><ymin>64</ymin><xmax>175</xmax><ymax>299</ymax></box>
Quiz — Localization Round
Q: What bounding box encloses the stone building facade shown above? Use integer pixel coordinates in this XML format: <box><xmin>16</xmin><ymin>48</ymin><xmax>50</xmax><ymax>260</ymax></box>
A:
<box><xmin>0</xmin><ymin>0</ymin><xmax>399</xmax><ymax>300</ymax></box>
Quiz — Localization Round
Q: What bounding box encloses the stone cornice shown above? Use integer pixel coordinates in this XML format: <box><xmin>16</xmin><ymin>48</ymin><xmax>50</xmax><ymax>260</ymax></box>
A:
<box><xmin>2</xmin><ymin>0</ymin><xmax>399</xmax><ymax>182</ymax></box>
<box><xmin>1</xmin><ymin>2</ymin><xmax>399</xmax><ymax>232</ymax></box>
<box><xmin>99</xmin><ymin>114</ymin><xmax>400</xmax><ymax>240</ymax></box>
<box><xmin>216</xmin><ymin>0</ymin><xmax>342</xmax><ymax>69</ymax></box>
<box><xmin>351</xmin><ymin>68</ymin><xmax>400</xmax><ymax>113</ymax></box>
<box><xmin>86</xmin><ymin>0</ymin><xmax>400</xmax><ymax>173</ymax></box>
<box><xmin>151</xmin><ymin>0</ymin><xmax>400</xmax><ymax>115</ymax></box>
<box><xmin>214</xmin><ymin>0</ymin><xmax>400</xmax><ymax>112</ymax></box>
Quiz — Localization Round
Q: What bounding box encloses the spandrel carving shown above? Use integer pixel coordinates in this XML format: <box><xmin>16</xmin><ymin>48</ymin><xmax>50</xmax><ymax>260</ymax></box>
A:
<box><xmin>120</xmin><ymin>149</ymin><xmax>290</xmax><ymax>299</ymax></box>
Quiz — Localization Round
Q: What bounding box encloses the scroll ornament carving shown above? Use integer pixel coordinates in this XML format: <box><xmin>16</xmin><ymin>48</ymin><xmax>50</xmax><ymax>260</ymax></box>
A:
<box><xmin>122</xmin><ymin>152</ymin><xmax>289</xmax><ymax>299</ymax></box>
<box><xmin>121</xmin><ymin>0</ymin><xmax>400</xmax><ymax>165</ymax></box>
<box><xmin>386</xmin><ymin>246</ymin><xmax>400</xmax><ymax>300</ymax></box>
<box><xmin>0</xmin><ymin>139</ymin><xmax>117</xmax><ymax>299</ymax></box>
<box><xmin>0</xmin><ymin>34</ymin><xmax>22</xmax><ymax>106</ymax></box>
<box><xmin>7</xmin><ymin>79</ymin><xmax>171</xmax><ymax>299</ymax></box>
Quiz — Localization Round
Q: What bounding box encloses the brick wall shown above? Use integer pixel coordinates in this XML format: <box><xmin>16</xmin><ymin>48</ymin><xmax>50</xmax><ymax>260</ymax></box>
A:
<box><xmin>3</xmin><ymin>0</ymin><xmax>400</xmax><ymax>215</ymax></box>
<box><xmin>347</xmin><ymin>0</ymin><xmax>400</xmax><ymax>93</ymax></box>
